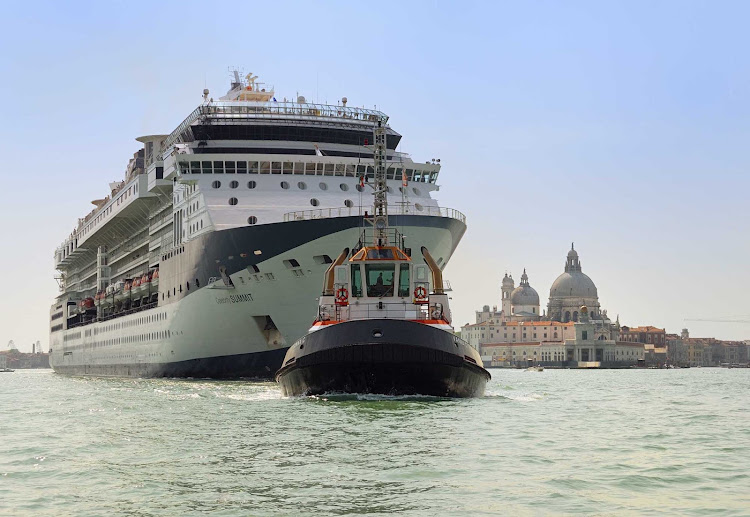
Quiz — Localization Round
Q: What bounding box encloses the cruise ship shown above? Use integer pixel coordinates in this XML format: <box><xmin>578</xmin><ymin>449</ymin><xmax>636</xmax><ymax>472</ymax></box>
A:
<box><xmin>49</xmin><ymin>72</ymin><xmax>466</xmax><ymax>378</ymax></box>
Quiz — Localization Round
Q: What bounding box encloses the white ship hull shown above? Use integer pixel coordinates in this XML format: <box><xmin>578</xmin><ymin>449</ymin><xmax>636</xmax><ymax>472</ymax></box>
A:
<box><xmin>50</xmin><ymin>215</ymin><xmax>464</xmax><ymax>378</ymax></box>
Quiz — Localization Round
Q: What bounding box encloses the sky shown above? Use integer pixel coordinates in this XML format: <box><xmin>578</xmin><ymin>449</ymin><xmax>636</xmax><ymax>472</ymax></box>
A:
<box><xmin>0</xmin><ymin>0</ymin><xmax>748</xmax><ymax>352</ymax></box>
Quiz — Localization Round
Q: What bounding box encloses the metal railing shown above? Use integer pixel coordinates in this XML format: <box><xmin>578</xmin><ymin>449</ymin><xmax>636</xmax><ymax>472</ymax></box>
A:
<box><xmin>284</xmin><ymin>204</ymin><xmax>466</xmax><ymax>224</ymax></box>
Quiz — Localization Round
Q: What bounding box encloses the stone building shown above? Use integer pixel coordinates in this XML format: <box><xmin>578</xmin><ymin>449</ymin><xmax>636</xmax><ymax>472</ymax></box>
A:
<box><xmin>620</xmin><ymin>326</ymin><xmax>666</xmax><ymax>346</ymax></box>
<box><xmin>461</xmin><ymin>244</ymin><xmax>643</xmax><ymax>367</ymax></box>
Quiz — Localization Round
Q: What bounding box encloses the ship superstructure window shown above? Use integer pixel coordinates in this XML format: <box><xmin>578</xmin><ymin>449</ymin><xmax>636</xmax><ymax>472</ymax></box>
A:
<box><xmin>225</xmin><ymin>161</ymin><xmax>236</xmax><ymax>173</ymax></box>
<box><xmin>344</xmin><ymin>200</ymin><xmax>354</xmax><ymax>208</ymax></box>
<box><xmin>351</xmin><ymin>264</ymin><xmax>363</xmax><ymax>297</ymax></box>
<box><xmin>310</xmin><ymin>199</ymin><xmax>320</xmax><ymax>206</ymax></box>
<box><xmin>212</xmin><ymin>181</ymin><xmax>221</xmax><ymax>189</ymax></box>
<box><xmin>413</xmin><ymin>187</ymin><xmax>421</xmax><ymax>196</ymax></box>
<box><xmin>340</xmin><ymin>183</ymin><xmax>348</xmax><ymax>191</ymax></box>
<box><xmin>248</xmin><ymin>181</ymin><xmax>257</xmax><ymax>189</ymax></box>
<box><xmin>280</xmin><ymin>181</ymin><xmax>289</xmax><ymax>189</ymax></box>
<box><xmin>365</xmin><ymin>264</ymin><xmax>395</xmax><ymax>297</ymax></box>
<box><xmin>415</xmin><ymin>203</ymin><xmax>424</xmax><ymax>211</ymax></box>
<box><xmin>297</xmin><ymin>182</ymin><xmax>307</xmax><ymax>190</ymax></box>
<box><xmin>228</xmin><ymin>197</ymin><xmax>238</xmax><ymax>206</ymax></box>
<box><xmin>313</xmin><ymin>255</ymin><xmax>333</xmax><ymax>264</ymax></box>
<box><xmin>237</xmin><ymin>161</ymin><xmax>247</xmax><ymax>173</ymax></box>
<box><xmin>214</xmin><ymin>161</ymin><xmax>224</xmax><ymax>173</ymax></box>
<box><xmin>318</xmin><ymin>182</ymin><xmax>328</xmax><ymax>191</ymax></box>
<box><xmin>398</xmin><ymin>263</ymin><xmax>410</xmax><ymax>297</ymax></box>
<box><xmin>283</xmin><ymin>259</ymin><xmax>301</xmax><ymax>269</ymax></box>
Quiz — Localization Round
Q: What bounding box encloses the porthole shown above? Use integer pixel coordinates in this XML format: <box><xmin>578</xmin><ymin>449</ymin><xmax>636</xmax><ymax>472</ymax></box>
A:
<box><xmin>412</xmin><ymin>187</ymin><xmax>421</xmax><ymax>196</ymax></box>
<box><xmin>229</xmin><ymin>197</ymin><xmax>238</xmax><ymax>206</ymax></box>
<box><xmin>280</xmin><ymin>181</ymin><xmax>289</xmax><ymax>189</ymax></box>
<box><xmin>297</xmin><ymin>181</ymin><xmax>307</xmax><ymax>190</ymax></box>
<box><xmin>372</xmin><ymin>329</ymin><xmax>383</xmax><ymax>338</ymax></box>
<box><xmin>356</xmin><ymin>184</ymin><xmax>364</xmax><ymax>192</ymax></box>
<box><xmin>212</xmin><ymin>180</ymin><xmax>221</xmax><ymax>189</ymax></box>
<box><xmin>248</xmin><ymin>181</ymin><xmax>257</xmax><ymax>189</ymax></box>
<box><xmin>344</xmin><ymin>199</ymin><xmax>354</xmax><ymax>208</ymax></box>
<box><xmin>386</xmin><ymin>186</ymin><xmax>393</xmax><ymax>193</ymax></box>
<box><xmin>310</xmin><ymin>198</ymin><xmax>320</xmax><ymax>207</ymax></box>
<box><xmin>247</xmin><ymin>216</ymin><xmax>258</xmax><ymax>225</ymax></box>
<box><xmin>339</xmin><ymin>183</ymin><xmax>349</xmax><ymax>191</ymax></box>
<box><xmin>318</xmin><ymin>182</ymin><xmax>328</xmax><ymax>191</ymax></box>
<box><xmin>415</xmin><ymin>203</ymin><xmax>424</xmax><ymax>211</ymax></box>
<box><xmin>230</xmin><ymin>180</ymin><xmax>239</xmax><ymax>189</ymax></box>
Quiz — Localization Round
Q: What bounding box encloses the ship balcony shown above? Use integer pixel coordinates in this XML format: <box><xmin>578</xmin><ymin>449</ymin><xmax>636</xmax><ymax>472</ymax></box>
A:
<box><xmin>283</xmin><ymin>204</ymin><xmax>466</xmax><ymax>224</ymax></box>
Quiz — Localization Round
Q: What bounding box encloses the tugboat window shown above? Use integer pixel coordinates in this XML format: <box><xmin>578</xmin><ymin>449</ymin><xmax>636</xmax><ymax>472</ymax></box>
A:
<box><xmin>351</xmin><ymin>265</ymin><xmax>363</xmax><ymax>297</ymax></box>
<box><xmin>398</xmin><ymin>263</ymin><xmax>410</xmax><ymax>297</ymax></box>
<box><xmin>365</xmin><ymin>264</ymin><xmax>395</xmax><ymax>297</ymax></box>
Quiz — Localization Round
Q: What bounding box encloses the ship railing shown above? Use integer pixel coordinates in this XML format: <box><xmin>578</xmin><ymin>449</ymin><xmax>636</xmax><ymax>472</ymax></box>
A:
<box><xmin>160</xmin><ymin>101</ymin><xmax>389</xmax><ymax>160</ymax></box>
<box><xmin>67</xmin><ymin>301</ymin><xmax>159</xmax><ymax>329</ymax></box>
<box><xmin>321</xmin><ymin>300</ymin><xmax>447</xmax><ymax>323</ymax></box>
<box><xmin>283</xmin><ymin>205</ymin><xmax>466</xmax><ymax>224</ymax></box>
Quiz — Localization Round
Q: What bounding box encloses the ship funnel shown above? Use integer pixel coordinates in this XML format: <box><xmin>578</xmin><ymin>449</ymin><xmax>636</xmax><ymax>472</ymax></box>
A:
<box><xmin>323</xmin><ymin>248</ymin><xmax>350</xmax><ymax>295</ymax></box>
<box><xmin>420</xmin><ymin>246</ymin><xmax>444</xmax><ymax>295</ymax></box>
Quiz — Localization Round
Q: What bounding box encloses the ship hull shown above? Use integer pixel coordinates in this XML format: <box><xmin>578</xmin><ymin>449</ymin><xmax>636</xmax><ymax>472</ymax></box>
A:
<box><xmin>276</xmin><ymin>319</ymin><xmax>490</xmax><ymax>398</ymax></box>
<box><xmin>50</xmin><ymin>215</ymin><xmax>465</xmax><ymax>379</ymax></box>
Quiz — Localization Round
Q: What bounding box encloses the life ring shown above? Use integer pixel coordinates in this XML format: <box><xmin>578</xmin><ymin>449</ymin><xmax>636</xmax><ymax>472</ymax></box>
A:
<box><xmin>335</xmin><ymin>287</ymin><xmax>349</xmax><ymax>304</ymax></box>
<box><xmin>414</xmin><ymin>286</ymin><xmax>428</xmax><ymax>300</ymax></box>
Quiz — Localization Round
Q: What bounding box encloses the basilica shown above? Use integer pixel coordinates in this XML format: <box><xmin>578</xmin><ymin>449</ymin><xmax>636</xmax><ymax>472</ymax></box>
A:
<box><xmin>461</xmin><ymin>245</ymin><xmax>645</xmax><ymax>368</ymax></box>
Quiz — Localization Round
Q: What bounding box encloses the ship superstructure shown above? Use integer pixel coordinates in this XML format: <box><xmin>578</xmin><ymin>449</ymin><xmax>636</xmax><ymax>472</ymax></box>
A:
<box><xmin>50</xmin><ymin>72</ymin><xmax>466</xmax><ymax>377</ymax></box>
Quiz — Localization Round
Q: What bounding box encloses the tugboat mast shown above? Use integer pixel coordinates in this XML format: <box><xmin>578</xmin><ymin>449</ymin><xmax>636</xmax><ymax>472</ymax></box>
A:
<box><xmin>369</xmin><ymin>121</ymin><xmax>389</xmax><ymax>246</ymax></box>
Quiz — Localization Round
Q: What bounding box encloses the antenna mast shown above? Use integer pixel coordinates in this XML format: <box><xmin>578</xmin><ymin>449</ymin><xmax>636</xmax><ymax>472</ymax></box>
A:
<box><xmin>370</xmin><ymin>121</ymin><xmax>389</xmax><ymax>246</ymax></box>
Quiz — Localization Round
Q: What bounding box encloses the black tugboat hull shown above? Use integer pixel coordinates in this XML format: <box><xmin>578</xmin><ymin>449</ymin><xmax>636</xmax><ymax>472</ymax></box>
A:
<box><xmin>275</xmin><ymin>319</ymin><xmax>490</xmax><ymax>398</ymax></box>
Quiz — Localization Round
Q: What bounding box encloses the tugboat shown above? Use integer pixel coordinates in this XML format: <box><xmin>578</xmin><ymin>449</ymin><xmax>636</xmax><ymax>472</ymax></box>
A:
<box><xmin>275</xmin><ymin>122</ymin><xmax>490</xmax><ymax>398</ymax></box>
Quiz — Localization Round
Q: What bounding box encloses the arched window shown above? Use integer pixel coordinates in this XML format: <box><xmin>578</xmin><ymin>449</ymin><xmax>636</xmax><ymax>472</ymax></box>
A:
<box><xmin>572</xmin><ymin>311</ymin><xmax>578</xmax><ymax>322</ymax></box>
<box><xmin>564</xmin><ymin>311</ymin><xmax>571</xmax><ymax>322</ymax></box>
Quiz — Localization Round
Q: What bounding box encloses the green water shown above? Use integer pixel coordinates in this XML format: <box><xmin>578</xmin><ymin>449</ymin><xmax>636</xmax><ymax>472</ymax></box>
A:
<box><xmin>1</xmin><ymin>368</ymin><xmax>748</xmax><ymax>516</ymax></box>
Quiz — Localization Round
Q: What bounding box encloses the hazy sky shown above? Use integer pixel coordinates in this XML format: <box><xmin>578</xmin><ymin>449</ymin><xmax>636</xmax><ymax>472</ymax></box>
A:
<box><xmin>1</xmin><ymin>0</ymin><xmax>748</xmax><ymax>352</ymax></box>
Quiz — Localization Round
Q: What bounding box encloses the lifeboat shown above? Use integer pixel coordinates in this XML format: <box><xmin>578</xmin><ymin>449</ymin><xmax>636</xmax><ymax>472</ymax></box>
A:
<box><xmin>113</xmin><ymin>280</ymin><xmax>127</xmax><ymax>303</ymax></box>
<box><xmin>131</xmin><ymin>276</ymin><xmax>142</xmax><ymax>295</ymax></box>
<box><xmin>79</xmin><ymin>297</ymin><xmax>95</xmax><ymax>312</ymax></box>
<box><xmin>151</xmin><ymin>269</ymin><xmax>159</xmax><ymax>288</ymax></box>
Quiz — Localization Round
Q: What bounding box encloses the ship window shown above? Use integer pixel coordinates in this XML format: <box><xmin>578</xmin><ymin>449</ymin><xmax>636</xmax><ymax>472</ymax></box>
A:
<box><xmin>356</xmin><ymin>165</ymin><xmax>366</xmax><ymax>174</ymax></box>
<box><xmin>398</xmin><ymin>263</ymin><xmax>410</xmax><ymax>297</ymax></box>
<box><xmin>271</xmin><ymin>162</ymin><xmax>282</xmax><ymax>174</ymax></box>
<box><xmin>237</xmin><ymin>161</ymin><xmax>247</xmax><ymax>174</ymax></box>
<box><xmin>191</xmin><ymin>161</ymin><xmax>200</xmax><ymax>173</ymax></box>
<box><xmin>324</xmin><ymin>163</ymin><xmax>334</xmax><ymax>176</ymax></box>
<box><xmin>248</xmin><ymin>265</ymin><xmax>260</xmax><ymax>273</ymax></box>
<box><xmin>260</xmin><ymin>161</ymin><xmax>271</xmax><ymax>174</ymax></box>
<box><xmin>229</xmin><ymin>197</ymin><xmax>238</xmax><ymax>206</ymax></box>
<box><xmin>248</xmin><ymin>181</ymin><xmax>257</xmax><ymax>189</ymax></box>
<box><xmin>310</xmin><ymin>198</ymin><xmax>320</xmax><ymax>206</ymax></box>
<box><xmin>225</xmin><ymin>161</ymin><xmax>236</xmax><ymax>173</ymax></box>
<box><xmin>294</xmin><ymin>162</ymin><xmax>304</xmax><ymax>174</ymax></box>
<box><xmin>415</xmin><ymin>203</ymin><xmax>424</xmax><ymax>211</ymax></box>
<box><xmin>247</xmin><ymin>216</ymin><xmax>257</xmax><ymax>225</ymax></box>
<box><xmin>335</xmin><ymin>164</ymin><xmax>345</xmax><ymax>176</ymax></box>
<box><xmin>340</xmin><ymin>183</ymin><xmax>348</xmax><ymax>191</ymax></box>
<box><xmin>313</xmin><ymin>255</ymin><xmax>332</xmax><ymax>265</ymax></box>
<box><xmin>305</xmin><ymin>163</ymin><xmax>316</xmax><ymax>175</ymax></box>
<box><xmin>212</xmin><ymin>181</ymin><xmax>221</xmax><ymax>189</ymax></box>
<box><xmin>351</xmin><ymin>264</ymin><xmax>363</xmax><ymax>297</ymax></box>
<box><xmin>280</xmin><ymin>181</ymin><xmax>289</xmax><ymax>190</ymax></box>
<box><xmin>230</xmin><ymin>180</ymin><xmax>239</xmax><ymax>189</ymax></box>
<box><xmin>365</xmin><ymin>263</ymin><xmax>395</xmax><ymax>297</ymax></box>
<box><xmin>283</xmin><ymin>259</ymin><xmax>300</xmax><ymax>269</ymax></box>
<box><xmin>345</xmin><ymin>164</ymin><xmax>355</xmax><ymax>176</ymax></box>
<box><xmin>283</xmin><ymin>162</ymin><xmax>293</xmax><ymax>174</ymax></box>
<box><xmin>213</xmin><ymin>161</ymin><xmax>224</xmax><ymax>174</ymax></box>
<box><xmin>318</xmin><ymin>182</ymin><xmax>328</xmax><ymax>191</ymax></box>
<box><xmin>344</xmin><ymin>200</ymin><xmax>354</xmax><ymax>208</ymax></box>
<box><xmin>202</xmin><ymin>161</ymin><xmax>212</xmax><ymax>174</ymax></box>
<box><xmin>356</xmin><ymin>184</ymin><xmax>364</xmax><ymax>192</ymax></box>
<box><xmin>248</xmin><ymin>161</ymin><xmax>259</xmax><ymax>174</ymax></box>
<box><xmin>386</xmin><ymin>167</ymin><xmax>395</xmax><ymax>180</ymax></box>
<box><xmin>413</xmin><ymin>187</ymin><xmax>421</xmax><ymax>196</ymax></box>
<box><xmin>297</xmin><ymin>181</ymin><xmax>307</xmax><ymax>190</ymax></box>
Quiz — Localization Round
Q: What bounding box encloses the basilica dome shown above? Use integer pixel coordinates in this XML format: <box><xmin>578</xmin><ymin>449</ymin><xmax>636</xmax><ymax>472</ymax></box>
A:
<box><xmin>510</xmin><ymin>269</ymin><xmax>539</xmax><ymax>306</ymax></box>
<box><xmin>549</xmin><ymin>271</ymin><xmax>598</xmax><ymax>299</ymax></box>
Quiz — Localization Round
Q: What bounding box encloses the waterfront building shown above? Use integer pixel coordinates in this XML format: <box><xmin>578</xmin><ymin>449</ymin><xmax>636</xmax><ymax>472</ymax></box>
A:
<box><xmin>620</xmin><ymin>326</ymin><xmax>666</xmax><ymax>346</ymax></box>
<box><xmin>666</xmin><ymin>328</ymin><xmax>749</xmax><ymax>367</ymax></box>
